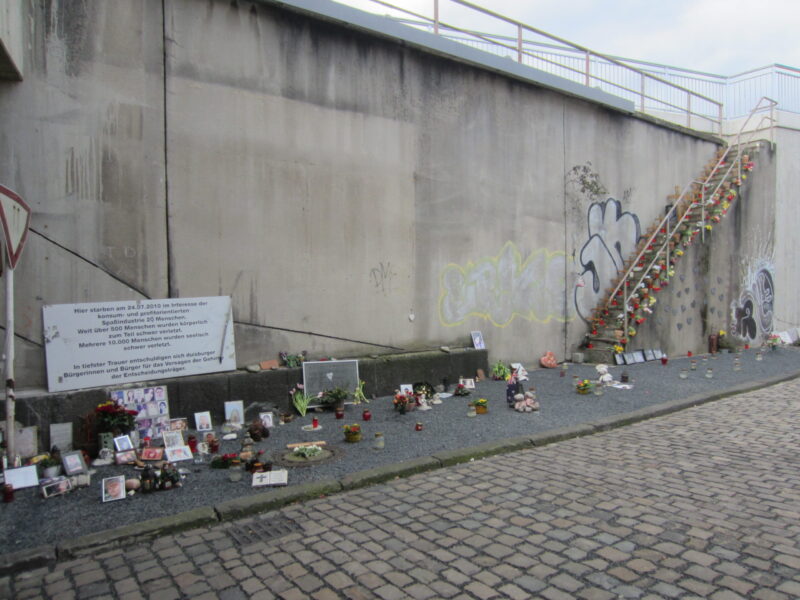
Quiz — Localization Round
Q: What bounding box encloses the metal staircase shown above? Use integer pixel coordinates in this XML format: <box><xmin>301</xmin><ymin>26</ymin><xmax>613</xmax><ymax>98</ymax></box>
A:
<box><xmin>584</xmin><ymin>97</ymin><xmax>778</xmax><ymax>361</ymax></box>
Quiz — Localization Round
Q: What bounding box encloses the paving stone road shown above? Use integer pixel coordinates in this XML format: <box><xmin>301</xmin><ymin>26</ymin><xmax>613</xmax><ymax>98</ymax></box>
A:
<box><xmin>4</xmin><ymin>378</ymin><xmax>800</xmax><ymax>600</ymax></box>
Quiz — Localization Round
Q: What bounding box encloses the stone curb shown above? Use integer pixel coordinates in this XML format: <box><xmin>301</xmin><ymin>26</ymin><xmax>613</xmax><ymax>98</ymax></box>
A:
<box><xmin>340</xmin><ymin>457</ymin><xmax>442</xmax><ymax>490</ymax></box>
<box><xmin>215</xmin><ymin>478</ymin><xmax>343</xmax><ymax>522</ymax></box>
<box><xmin>4</xmin><ymin>370</ymin><xmax>798</xmax><ymax>572</ymax></box>
<box><xmin>56</xmin><ymin>506</ymin><xmax>218</xmax><ymax>560</ymax></box>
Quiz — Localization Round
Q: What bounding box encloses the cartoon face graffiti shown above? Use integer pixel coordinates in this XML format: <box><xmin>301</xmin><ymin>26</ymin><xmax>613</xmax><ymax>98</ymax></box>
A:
<box><xmin>732</xmin><ymin>267</ymin><xmax>774</xmax><ymax>340</ymax></box>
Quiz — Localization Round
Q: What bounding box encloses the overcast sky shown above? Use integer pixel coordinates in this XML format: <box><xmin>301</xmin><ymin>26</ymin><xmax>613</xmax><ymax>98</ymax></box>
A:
<box><xmin>334</xmin><ymin>0</ymin><xmax>800</xmax><ymax>75</ymax></box>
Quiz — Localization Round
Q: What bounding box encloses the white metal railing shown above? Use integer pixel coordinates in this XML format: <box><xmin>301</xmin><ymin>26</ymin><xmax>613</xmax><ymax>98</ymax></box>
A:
<box><xmin>601</xmin><ymin>97</ymin><xmax>778</xmax><ymax>345</ymax></box>
<box><xmin>346</xmin><ymin>0</ymin><xmax>799</xmax><ymax>128</ymax></box>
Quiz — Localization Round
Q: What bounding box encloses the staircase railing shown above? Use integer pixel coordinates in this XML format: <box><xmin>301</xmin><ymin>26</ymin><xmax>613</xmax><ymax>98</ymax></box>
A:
<box><xmin>601</xmin><ymin>97</ymin><xmax>778</xmax><ymax>346</ymax></box>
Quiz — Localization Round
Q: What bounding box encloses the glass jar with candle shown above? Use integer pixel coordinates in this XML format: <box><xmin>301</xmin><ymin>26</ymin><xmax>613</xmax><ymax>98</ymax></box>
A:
<box><xmin>705</xmin><ymin>368</ymin><xmax>713</xmax><ymax>379</ymax></box>
<box><xmin>593</xmin><ymin>384</ymin><xmax>604</xmax><ymax>396</ymax></box>
<box><xmin>690</xmin><ymin>359</ymin><xmax>697</xmax><ymax>371</ymax></box>
<box><xmin>229</xmin><ymin>460</ymin><xmax>243</xmax><ymax>482</ymax></box>
<box><xmin>372</xmin><ymin>433</ymin><xmax>384</xmax><ymax>450</ymax></box>
<box><xmin>679</xmin><ymin>369</ymin><xmax>688</xmax><ymax>379</ymax></box>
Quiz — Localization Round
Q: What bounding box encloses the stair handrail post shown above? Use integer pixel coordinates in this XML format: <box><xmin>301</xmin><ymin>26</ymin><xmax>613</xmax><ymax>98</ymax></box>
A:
<box><xmin>433</xmin><ymin>0</ymin><xmax>439</xmax><ymax>35</ymax></box>
<box><xmin>517</xmin><ymin>24</ymin><xmax>523</xmax><ymax>63</ymax></box>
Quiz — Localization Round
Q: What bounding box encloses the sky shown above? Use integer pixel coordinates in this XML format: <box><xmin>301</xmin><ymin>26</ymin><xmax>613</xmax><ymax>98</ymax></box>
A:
<box><xmin>334</xmin><ymin>0</ymin><xmax>800</xmax><ymax>75</ymax></box>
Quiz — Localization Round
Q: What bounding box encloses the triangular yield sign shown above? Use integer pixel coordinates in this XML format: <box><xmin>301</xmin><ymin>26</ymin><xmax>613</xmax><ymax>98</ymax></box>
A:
<box><xmin>0</xmin><ymin>185</ymin><xmax>31</xmax><ymax>269</ymax></box>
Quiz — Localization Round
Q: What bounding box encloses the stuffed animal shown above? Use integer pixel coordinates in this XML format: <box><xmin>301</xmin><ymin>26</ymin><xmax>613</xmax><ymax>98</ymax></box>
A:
<box><xmin>595</xmin><ymin>363</ymin><xmax>614</xmax><ymax>386</ymax></box>
<box><xmin>514</xmin><ymin>390</ymin><xmax>540</xmax><ymax>412</ymax></box>
<box><xmin>540</xmin><ymin>351</ymin><xmax>558</xmax><ymax>368</ymax></box>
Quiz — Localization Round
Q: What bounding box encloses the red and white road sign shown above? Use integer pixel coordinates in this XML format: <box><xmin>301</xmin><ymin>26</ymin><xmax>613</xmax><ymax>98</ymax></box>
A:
<box><xmin>0</xmin><ymin>184</ymin><xmax>31</xmax><ymax>269</ymax></box>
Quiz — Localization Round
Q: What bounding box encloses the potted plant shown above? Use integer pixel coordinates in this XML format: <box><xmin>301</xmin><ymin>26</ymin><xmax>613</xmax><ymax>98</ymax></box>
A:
<box><xmin>490</xmin><ymin>361</ymin><xmax>511</xmax><ymax>380</ymax></box>
<box><xmin>343</xmin><ymin>423</ymin><xmax>362</xmax><ymax>443</ymax></box>
<box><xmin>39</xmin><ymin>456</ymin><xmax>62</xmax><ymax>479</ymax></box>
<box><xmin>575</xmin><ymin>379</ymin><xmax>593</xmax><ymax>395</ymax></box>
<box><xmin>472</xmin><ymin>398</ymin><xmax>488</xmax><ymax>414</ymax></box>
<box><xmin>393</xmin><ymin>391</ymin><xmax>414</xmax><ymax>414</ymax></box>
<box><xmin>320</xmin><ymin>387</ymin><xmax>348</xmax><ymax>410</ymax></box>
<box><xmin>453</xmin><ymin>383</ymin><xmax>471</xmax><ymax>397</ymax></box>
<box><xmin>279</xmin><ymin>351</ymin><xmax>307</xmax><ymax>368</ymax></box>
<box><xmin>767</xmin><ymin>333</ymin><xmax>782</xmax><ymax>350</ymax></box>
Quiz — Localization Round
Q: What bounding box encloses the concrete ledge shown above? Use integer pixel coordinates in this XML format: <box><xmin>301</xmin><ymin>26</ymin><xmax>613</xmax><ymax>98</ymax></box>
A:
<box><xmin>0</xmin><ymin>544</ymin><xmax>55</xmax><ymax>577</ymax></box>
<box><xmin>215</xmin><ymin>479</ymin><xmax>342</xmax><ymax>521</ymax></box>
<box><xmin>431</xmin><ymin>436</ymin><xmax>534</xmax><ymax>467</ymax></box>
<box><xmin>340</xmin><ymin>457</ymin><xmax>442</xmax><ymax>490</ymax></box>
<box><xmin>530</xmin><ymin>424</ymin><xmax>597</xmax><ymax>446</ymax></box>
<box><xmin>57</xmin><ymin>505</ymin><xmax>218</xmax><ymax>559</ymax></box>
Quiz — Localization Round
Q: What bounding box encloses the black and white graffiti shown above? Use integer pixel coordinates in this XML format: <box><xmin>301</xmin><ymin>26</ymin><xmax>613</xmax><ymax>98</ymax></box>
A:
<box><xmin>732</xmin><ymin>263</ymin><xmax>775</xmax><ymax>341</ymax></box>
<box><xmin>574</xmin><ymin>199</ymin><xmax>641</xmax><ymax>322</ymax></box>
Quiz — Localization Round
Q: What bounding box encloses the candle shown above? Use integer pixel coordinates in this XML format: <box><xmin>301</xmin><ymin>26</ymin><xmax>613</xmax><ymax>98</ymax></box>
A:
<box><xmin>415</xmin><ymin>422</ymin><xmax>423</xmax><ymax>431</ymax></box>
<box><xmin>3</xmin><ymin>484</ymin><xmax>13</xmax><ymax>503</ymax></box>
<box><xmin>312</xmin><ymin>417</ymin><xmax>319</xmax><ymax>429</ymax></box>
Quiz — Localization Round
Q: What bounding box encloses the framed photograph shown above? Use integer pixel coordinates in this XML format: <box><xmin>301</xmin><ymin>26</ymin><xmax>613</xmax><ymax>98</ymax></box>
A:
<box><xmin>634</xmin><ymin>350</ymin><xmax>646</xmax><ymax>363</ymax></box>
<box><xmin>3</xmin><ymin>465</ymin><xmax>39</xmax><ymax>489</ymax></box>
<box><xmin>41</xmin><ymin>477</ymin><xmax>72</xmax><ymax>498</ymax></box>
<box><xmin>102</xmin><ymin>475</ymin><xmax>126</xmax><ymax>502</ymax></box>
<box><xmin>470</xmin><ymin>331</ymin><xmax>485</xmax><ymax>350</ymax></box>
<box><xmin>653</xmin><ymin>349</ymin><xmax>664</xmax><ymax>359</ymax></box>
<box><xmin>140</xmin><ymin>447</ymin><xmax>164</xmax><ymax>461</ymax></box>
<box><xmin>224</xmin><ymin>400</ymin><xmax>244</xmax><ymax>427</ymax></box>
<box><xmin>62</xmin><ymin>450</ymin><xmax>87</xmax><ymax>476</ymax></box>
<box><xmin>195</xmin><ymin>411</ymin><xmax>213</xmax><ymax>432</ymax></box>
<box><xmin>115</xmin><ymin>450</ymin><xmax>137</xmax><ymax>465</ymax></box>
<box><xmin>196</xmin><ymin>442</ymin><xmax>209</xmax><ymax>455</ymax></box>
<box><xmin>613</xmin><ymin>353</ymin><xmax>625</xmax><ymax>365</ymax></box>
<box><xmin>169</xmin><ymin>418</ymin><xmax>188</xmax><ymax>431</ymax></box>
<box><xmin>165</xmin><ymin>445</ymin><xmax>193</xmax><ymax>462</ymax></box>
<box><xmin>162</xmin><ymin>430</ymin><xmax>184</xmax><ymax>448</ymax></box>
<box><xmin>399</xmin><ymin>383</ymin><xmax>413</xmax><ymax>394</ymax></box>
<box><xmin>259</xmin><ymin>412</ymin><xmax>274</xmax><ymax>429</ymax></box>
<box><xmin>459</xmin><ymin>378</ymin><xmax>476</xmax><ymax>389</ymax></box>
<box><xmin>623</xmin><ymin>352</ymin><xmax>637</xmax><ymax>365</ymax></box>
<box><xmin>644</xmin><ymin>349</ymin><xmax>656</xmax><ymax>361</ymax></box>
<box><xmin>113</xmin><ymin>435</ymin><xmax>134</xmax><ymax>452</ymax></box>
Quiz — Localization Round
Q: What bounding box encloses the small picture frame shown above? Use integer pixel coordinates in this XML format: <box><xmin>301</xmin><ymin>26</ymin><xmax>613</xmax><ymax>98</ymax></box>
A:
<box><xmin>3</xmin><ymin>465</ymin><xmax>39</xmax><ymax>489</ymax></box>
<box><xmin>259</xmin><ymin>412</ymin><xmax>274</xmax><ymax>429</ymax></box>
<box><xmin>102</xmin><ymin>475</ymin><xmax>126</xmax><ymax>502</ymax></box>
<box><xmin>162</xmin><ymin>430</ymin><xmax>184</xmax><ymax>448</ymax></box>
<box><xmin>62</xmin><ymin>450</ymin><xmax>87</xmax><ymax>476</ymax></box>
<box><xmin>644</xmin><ymin>349</ymin><xmax>656</xmax><ymax>361</ymax></box>
<box><xmin>115</xmin><ymin>450</ymin><xmax>137</xmax><ymax>465</ymax></box>
<box><xmin>470</xmin><ymin>331</ymin><xmax>485</xmax><ymax>350</ymax></box>
<box><xmin>195</xmin><ymin>411</ymin><xmax>213</xmax><ymax>432</ymax></box>
<box><xmin>169</xmin><ymin>418</ymin><xmax>188</xmax><ymax>431</ymax></box>
<box><xmin>399</xmin><ymin>384</ymin><xmax>414</xmax><ymax>394</ymax></box>
<box><xmin>41</xmin><ymin>477</ymin><xmax>72</xmax><ymax>498</ymax></box>
<box><xmin>623</xmin><ymin>352</ymin><xmax>637</xmax><ymax>365</ymax></box>
<box><xmin>196</xmin><ymin>442</ymin><xmax>209</xmax><ymax>455</ymax></box>
<box><xmin>459</xmin><ymin>378</ymin><xmax>476</xmax><ymax>389</ymax></box>
<box><xmin>140</xmin><ymin>447</ymin><xmax>164</xmax><ymax>461</ymax></box>
<box><xmin>224</xmin><ymin>400</ymin><xmax>244</xmax><ymax>427</ymax></box>
<box><xmin>613</xmin><ymin>353</ymin><xmax>625</xmax><ymax>366</ymax></box>
<box><xmin>113</xmin><ymin>435</ymin><xmax>134</xmax><ymax>452</ymax></box>
<box><xmin>653</xmin><ymin>349</ymin><xmax>664</xmax><ymax>359</ymax></box>
<box><xmin>165</xmin><ymin>445</ymin><xmax>193</xmax><ymax>462</ymax></box>
<box><xmin>634</xmin><ymin>350</ymin><xmax>646</xmax><ymax>364</ymax></box>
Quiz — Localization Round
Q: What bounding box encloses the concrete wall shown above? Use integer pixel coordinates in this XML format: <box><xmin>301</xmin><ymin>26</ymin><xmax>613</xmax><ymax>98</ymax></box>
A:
<box><xmin>0</xmin><ymin>0</ymin><xmax>782</xmax><ymax>394</ymax></box>
<box><xmin>0</xmin><ymin>0</ymin><xmax>23</xmax><ymax>79</ymax></box>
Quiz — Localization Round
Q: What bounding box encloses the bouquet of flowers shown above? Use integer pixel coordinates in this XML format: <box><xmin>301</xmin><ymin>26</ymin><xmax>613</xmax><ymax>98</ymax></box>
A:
<box><xmin>293</xmin><ymin>445</ymin><xmax>322</xmax><ymax>459</ymax></box>
<box><xmin>95</xmin><ymin>400</ymin><xmax>138</xmax><ymax>433</ymax></box>
<box><xmin>767</xmin><ymin>333</ymin><xmax>782</xmax><ymax>349</ymax></box>
<box><xmin>393</xmin><ymin>391</ymin><xmax>415</xmax><ymax>414</ymax></box>
<box><xmin>453</xmin><ymin>383</ymin><xmax>470</xmax><ymax>397</ymax></box>
<box><xmin>290</xmin><ymin>384</ymin><xmax>312</xmax><ymax>416</ymax></box>
<box><xmin>575</xmin><ymin>379</ymin><xmax>594</xmax><ymax>394</ymax></box>
<box><xmin>343</xmin><ymin>423</ymin><xmax>361</xmax><ymax>434</ymax></box>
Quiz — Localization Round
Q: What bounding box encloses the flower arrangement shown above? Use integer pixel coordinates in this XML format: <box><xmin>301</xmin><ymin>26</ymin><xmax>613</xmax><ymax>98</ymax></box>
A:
<box><xmin>393</xmin><ymin>391</ymin><xmax>415</xmax><ymax>413</ymax></box>
<box><xmin>95</xmin><ymin>400</ymin><xmax>138</xmax><ymax>433</ymax></box>
<box><xmin>472</xmin><ymin>398</ymin><xmax>488</xmax><ymax>408</ymax></box>
<box><xmin>210</xmin><ymin>453</ymin><xmax>239</xmax><ymax>469</ymax></box>
<box><xmin>613</xmin><ymin>344</ymin><xmax>624</xmax><ymax>354</ymax></box>
<box><xmin>490</xmin><ymin>361</ymin><xmax>511</xmax><ymax>380</ymax></box>
<box><xmin>319</xmin><ymin>387</ymin><xmax>348</xmax><ymax>407</ymax></box>
<box><xmin>290</xmin><ymin>384</ymin><xmax>312</xmax><ymax>416</ymax></box>
<box><xmin>767</xmin><ymin>333</ymin><xmax>782</xmax><ymax>349</ymax></box>
<box><xmin>453</xmin><ymin>383</ymin><xmax>471</xmax><ymax>397</ymax></box>
<box><xmin>279</xmin><ymin>351</ymin><xmax>307</xmax><ymax>368</ymax></box>
<box><xmin>293</xmin><ymin>445</ymin><xmax>322</xmax><ymax>459</ymax></box>
<box><xmin>575</xmin><ymin>379</ymin><xmax>593</xmax><ymax>394</ymax></box>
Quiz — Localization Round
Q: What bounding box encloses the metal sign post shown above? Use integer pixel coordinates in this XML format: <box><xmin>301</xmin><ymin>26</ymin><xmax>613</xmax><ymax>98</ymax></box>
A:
<box><xmin>0</xmin><ymin>185</ymin><xmax>31</xmax><ymax>462</ymax></box>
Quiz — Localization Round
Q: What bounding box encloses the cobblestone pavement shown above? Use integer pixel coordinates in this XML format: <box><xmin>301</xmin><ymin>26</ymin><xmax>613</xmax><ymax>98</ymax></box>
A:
<box><xmin>5</xmin><ymin>379</ymin><xmax>800</xmax><ymax>600</ymax></box>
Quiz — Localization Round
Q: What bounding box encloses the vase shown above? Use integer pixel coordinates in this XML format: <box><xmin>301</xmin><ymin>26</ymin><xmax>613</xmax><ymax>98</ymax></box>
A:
<box><xmin>344</xmin><ymin>432</ymin><xmax>362</xmax><ymax>443</ymax></box>
<box><xmin>577</xmin><ymin>389</ymin><xmax>591</xmax><ymax>395</ymax></box>
<box><xmin>475</xmin><ymin>405</ymin><xmax>488</xmax><ymax>414</ymax></box>
<box><xmin>43</xmin><ymin>466</ymin><xmax>61</xmax><ymax>479</ymax></box>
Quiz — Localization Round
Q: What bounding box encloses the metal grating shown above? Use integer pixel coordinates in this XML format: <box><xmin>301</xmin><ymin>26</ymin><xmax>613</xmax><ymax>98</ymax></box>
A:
<box><xmin>227</xmin><ymin>516</ymin><xmax>302</xmax><ymax>547</ymax></box>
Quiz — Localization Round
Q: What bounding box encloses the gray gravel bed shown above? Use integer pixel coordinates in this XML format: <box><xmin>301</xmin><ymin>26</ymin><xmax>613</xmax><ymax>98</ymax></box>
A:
<box><xmin>1</xmin><ymin>347</ymin><xmax>798</xmax><ymax>554</ymax></box>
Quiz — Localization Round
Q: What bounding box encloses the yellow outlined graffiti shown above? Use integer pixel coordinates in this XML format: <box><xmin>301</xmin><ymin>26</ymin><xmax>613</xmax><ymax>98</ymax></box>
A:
<box><xmin>438</xmin><ymin>241</ymin><xmax>571</xmax><ymax>327</ymax></box>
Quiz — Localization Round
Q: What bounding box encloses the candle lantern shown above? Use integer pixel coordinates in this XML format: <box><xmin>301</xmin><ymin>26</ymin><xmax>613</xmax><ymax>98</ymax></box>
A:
<box><xmin>372</xmin><ymin>432</ymin><xmax>385</xmax><ymax>450</ymax></box>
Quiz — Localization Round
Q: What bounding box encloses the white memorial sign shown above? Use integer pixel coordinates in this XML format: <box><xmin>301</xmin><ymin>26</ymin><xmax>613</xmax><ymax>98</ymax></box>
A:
<box><xmin>43</xmin><ymin>296</ymin><xmax>236</xmax><ymax>392</ymax></box>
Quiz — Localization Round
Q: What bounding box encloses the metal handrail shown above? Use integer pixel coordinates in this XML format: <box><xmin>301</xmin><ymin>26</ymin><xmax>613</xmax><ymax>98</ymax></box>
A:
<box><xmin>352</xmin><ymin>0</ymin><xmax>724</xmax><ymax>131</ymax></box>
<box><xmin>601</xmin><ymin>97</ymin><xmax>778</xmax><ymax>343</ymax></box>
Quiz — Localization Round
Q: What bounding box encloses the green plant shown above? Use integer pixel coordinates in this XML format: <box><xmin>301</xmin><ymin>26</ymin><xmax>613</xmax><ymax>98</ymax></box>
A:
<box><xmin>39</xmin><ymin>455</ymin><xmax>60</xmax><ymax>469</ymax></box>
<box><xmin>491</xmin><ymin>361</ymin><xmax>511</xmax><ymax>380</ymax></box>
<box><xmin>343</xmin><ymin>423</ymin><xmax>361</xmax><ymax>434</ymax></box>
<box><xmin>472</xmin><ymin>398</ymin><xmax>488</xmax><ymax>408</ymax></box>
<box><xmin>320</xmin><ymin>387</ymin><xmax>348</xmax><ymax>407</ymax></box>
<box><xmin>290</xmin><ymin>384</ymin><xmax>312</xmax><ymax>416</ymax></box>
<box><xmin>453</xmin><ymin>383</ymin><xmax>470</xmax><ymax>397</ymax></box>
<box><xmin>576</xmin><ymin>379</ymin><xmax>593</xmax><ymax>393</ymax></box>
<box><xmin>292</xmin><ymin>445</ymin><xmax>322</xmax><ymax>459</ymax></box>
<box><xmin>279</xmin><ymin>351</ymin><xmax>307</xmax><ymax>368</ymax></box>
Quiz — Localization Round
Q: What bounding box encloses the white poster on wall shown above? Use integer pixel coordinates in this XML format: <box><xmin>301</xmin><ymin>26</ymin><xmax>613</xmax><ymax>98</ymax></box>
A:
<box><xmin>43</xmin><ymin>296</ymin><xmax>236</xmax><ymax>392</ymax></box>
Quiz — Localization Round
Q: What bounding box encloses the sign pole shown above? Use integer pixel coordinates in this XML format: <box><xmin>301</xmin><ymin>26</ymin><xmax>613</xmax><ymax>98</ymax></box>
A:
<box><xmin>4</xmin><ymin>244</ymin><xmax>14</xmax><ymax>462</ymax></box>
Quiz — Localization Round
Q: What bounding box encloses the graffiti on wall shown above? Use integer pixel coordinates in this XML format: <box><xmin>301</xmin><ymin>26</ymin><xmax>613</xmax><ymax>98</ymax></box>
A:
<box><xmin>731</xmin><ymin>256</ymin><xmax>775</xmax><ymax>341</ymax></box>
<box><xmin>369</xmin><ymin>262</ymin><xmax>396</xmax><ymax>296</ymax></box>
<box><xmin>438</xmin><ymin>242</ymin><xmax>567</xmax><ymax>327</ymax></box>
<box><xmin>573</xmin><ymin>199</ymin><xmax>641</xmax><ymax>322</ymax></box>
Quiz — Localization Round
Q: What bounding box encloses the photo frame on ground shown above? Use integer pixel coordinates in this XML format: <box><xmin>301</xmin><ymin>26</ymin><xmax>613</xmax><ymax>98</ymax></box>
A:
<box><xmin>115</xmin><ymin>450</ymin><xmax>137</xmax><ymax>465</ymax></box>
<box><xmin>165</xmin><ymin>446</ymin><xmax>193</xmax><ymax>462</ymax></box>
<box><xmin>62</xmin><ymin>450</ymin><xmax>87</xmax><ymax>476</ymax></box>
<box><xmin>623</xmin><ymin>352</ymin><xmax>637</xmax><ymax>365</ymax></box>
<box><xmin>470</xmin><ymin>331</ymin><xmax>485</xmax><ymax>350</ymax></box>
<box><xmin>169</xmin><ymin>418</ymin><xmax>187</xmax><ymax>431</ymax></box>
<box><xmin>102</xmin><ymin>475</ymin><xmax>126</xmax><ymax>502</ymax></box>
<box><xmin>613</xmin><ymin>353</ymin><xmax>625</xmax><ymax>365</ymax></box>
<box><xmin>459</xmin><ymin>378</ymin><xmax>476</xmax><ymax>389</ymax></box>
<box><xmin>644</xmin><ymin>349</ymin><xmax>656</xmax><ymax>361</ymax></box>
<box><xmin>139</xmin><ymin>447</ymin><xmax>164</xmax><ymax>461</ymax></box>
<box><xmin>113</xmin><ymin>435</ymin><xmax>134</xmax><ymax>452</ymax></box>
<box><xmin>41</xmin><ymin>477</ymin><xmax>72</xmax><ymax>498</ymax></box>
<box><xmin>194</xmin><ymin>411</ymin><xmax>213</xmax><ymax>431</ymax></box>
<box><xmin>162</xmin><ymin>431</ymin><xmax>184</xmax><ymax>448</ymax></box>
<box><xmin>259</xmin><ymin>412</ymin><xmax>274</xmax><ymax>429</ymax></box>
<box><xmin>3</xmin><ymin>465</ymin><xmax>39</xmax><ymax>489</ymax></box>
<box><xmin>654</xmin><ymin>349</ymin><xmax>664</xmax><ymax>359</ymax></box>
<box><xmin>224</xmin><ymin>400</ymin><xmax>244</xmax><ymax>427</ymax></box>
<box><xmin>399</xmin><ymin>384</ymin><xmax>413</xmax><ymax>394</ymax></box>
<box><xmin>633</xmin><ymin>350</ymin><xmax>646</xmax><ymax>363</ymax></box>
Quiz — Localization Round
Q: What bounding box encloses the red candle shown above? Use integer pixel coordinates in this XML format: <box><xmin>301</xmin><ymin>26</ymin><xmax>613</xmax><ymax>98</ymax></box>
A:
<box><xmin>415</xmin><ymin>423</ymin><xmax>423</xmax><ymax>431</ymax></box>
<box><xmin>687</xmin><ymin>351</ymin><xmax>693</xmax><ymax>357</ymax></box>
<box><xmin>187</xmin><ymin>435</ymin><xmax>197</xmax><ymax>453</ymax></box>
<box><xmin>661</xmin><ymin>356</ymin><xmax>668</xmax><ymax>365</ymax></box>
<box><xmin>3</xmin><ymin>484</ymin><xmax>13</xmax><ymax>503</ymax></box>
<box><xmin>312</xmin><ymin>417</ymin><xmax>319</xmax><ymax>429</ymax></box>
<box><xmin>362</xmin><ymin>410</ymin><xmax>372</xmax><ymax>422</ymax></box>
